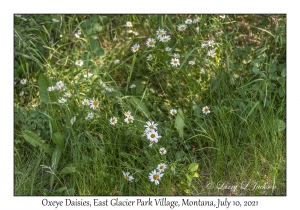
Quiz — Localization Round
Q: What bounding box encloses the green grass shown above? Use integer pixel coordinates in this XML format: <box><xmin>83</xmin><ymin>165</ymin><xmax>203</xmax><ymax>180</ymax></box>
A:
<box><xmin>14</xmin><ymin>14</ymin><xmax>286</xmax><ymax>196</ymax></box>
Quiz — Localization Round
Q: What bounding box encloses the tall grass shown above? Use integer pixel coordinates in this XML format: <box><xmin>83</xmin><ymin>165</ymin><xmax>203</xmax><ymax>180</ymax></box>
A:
<box><xmin>14</xmin><ymin>14</ymin><xmax>286</xmax><ymax>196</ymax></box>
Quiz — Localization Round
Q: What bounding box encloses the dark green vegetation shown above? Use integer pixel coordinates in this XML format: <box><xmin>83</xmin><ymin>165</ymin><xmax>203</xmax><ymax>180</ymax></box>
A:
<box><xmin>14</xmin><ymin>14</ymin><xmax>286</xmax><ymax>195</ymax></box>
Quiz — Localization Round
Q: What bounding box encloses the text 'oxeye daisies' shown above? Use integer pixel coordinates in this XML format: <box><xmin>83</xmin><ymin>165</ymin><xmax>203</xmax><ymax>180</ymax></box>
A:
<box><xmin>123</xmin><ymin>171</ymin><xmax>134</xmax><ymax>182</ymax></box>
<box><xmin>148</xmin><ymin>169</ymin><xmax>164</xmax><ymax>185</ymax></box>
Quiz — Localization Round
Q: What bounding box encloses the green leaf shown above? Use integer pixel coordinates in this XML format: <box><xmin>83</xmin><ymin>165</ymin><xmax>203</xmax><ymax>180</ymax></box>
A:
<box><xmin>60</xmin><ymin>166</ymin><xmax>76</xmax><ymax>175</ymax></box>
<box><xmin>252</xmin><ymin>66</ymin><xmax>260</xmax><ymax>74</ymax></box>
<box><xmin>269</xmin><ymin>60</ymin><xmax>277</xmax><ymax>73</ymax></box>
<box><xmin>38</xmin><ymin>74</ymin><xmax>57</xmax><ymax>103</ymax></box>
<box><xmin>50</xmin><ymin>146</ymin><xmax>62</xmax><ymax>190</ymax></box>
<box><xmin>277</xmin><ymin>76</ymin><xmax>285</xmax><ymax>84</ymax></box>
<box><xmin>177</xmin><ymin>182</ymin><xmax>189</xmax><ymax>190</ymax></box>
<box><xmin>175</xmin><ymin>108</ymin><xmax>185</xmax><ymax>138</ymax></box>
<box><xmin>90</xmin><ymin>39</ymin><xmax>99</xmax><ymax>51</ymax></box>
<box><xmin>185</xmin><ymin>174</ymin><xmax>193</xmax><ymax>183</ymax></box>
<box><xmin>188</xmin><ymin>163</ymin><xmax>199</xmax><ymax>172</ymax></box>
<box><xmin>130</xmin><ymin>96</ymin><xmax>150</xmax><ymax>118</ymax></box>
<box><xmin>93</xmin><ymin>23</ymin><xmax>103</xmax><ymax>32</ymax></box>
<box><xmin>64</xmin><ymin>188</ymin><xmax>75</xmax><ymax>196</ymax></box>
<box><xmin>193</xmin><ymin>172</ymin><xmax>199</xmax><ymax>178</ymax></box>
<box><xmin>22</xmin><ymin>130</ymin><xmax>53</xmax><ymax>154</ymax></box>
<box><xmin>95</xmin><ymin>48</ymin><xmax>104</xmax><ymax>57</ymax></box>
<box><xmin>52</xmin><ymin>132</ymin><xmax>65</xmax><ymax>150</ymax></box>
<box><xmin>276</xmin><ymin>119</ymin><xmax>286</xmax><ymax>132</ymax></box>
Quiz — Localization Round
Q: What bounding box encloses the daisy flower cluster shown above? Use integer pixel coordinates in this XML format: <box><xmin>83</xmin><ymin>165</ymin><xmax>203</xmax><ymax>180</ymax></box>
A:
<box><xmin>144</xmin><ymin>121</ymin><xmax>161</xmax><ymax>147</ymax></box>
<box><xmin>124</xmin><ymin>111</ymin><xmax>134</xmax><ymax>124</ymax></box>
<box><xmin>81</xmin><ymin>97</ymin><xmax>100</xmax><ymax>110</ymax></box>
<box><xmin>201</xmin><ymin>39</ymin><xmax>217</xmax><ymax>58</ymax></box>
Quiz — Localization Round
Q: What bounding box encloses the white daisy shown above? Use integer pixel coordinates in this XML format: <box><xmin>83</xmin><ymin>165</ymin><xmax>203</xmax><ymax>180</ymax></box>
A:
<box><xmin>159</xmin><ymin>147</ymin><xmax>167</xmax><ymax>155</ymax></box>
<box><xmin>124</xmin><ymin>115</ymin><xmax>134</xmax><ymax>124</ymax></box>
<box><xmin>52</xmin><ymin>18</ymin><xmax>59</xmax><ymax>23</ymax></box>
<box><xmin>114</xmin><ymin>59</ymin><xmax>120</xmax><ymax>64</ymax></box>
<box><xmin>133</xmin><ymin>31</ymin><xmax>139</xmax><ymax>36</ymax></box>
<box><xmin>75</xmin><ymin>59</ymin><xmax>83</xmax><ymax>66</ymax></box>
<box><xmin>109</xmin><ymin>117</ymin><xmax>118</xmax><ymax>125</ymax></box>
<box><xmin>75</xmin><ymin>33</ymin><xmax>80</xmax><ymax>38</ymax></box>
<box><xmin>58</xmin><ymin>97</ymin><xmax>67</xmax><ymax>104</ymax></box>
<box><xmin>185</xmin><ymin>18</ymin><xmax>193</xmax><ymax>24</ymax></box>
<box><xmin>170</xmin><ymin>58</ymin><xmax>180</xmax><ymax>67</ymax></box>
<box><xmin>125</xmin><ymin>21</ymin><xmax>133</xmax><ymax>27</ymax></box>
<box><xmin>207</xmin><ymin>40</ymin><xmax>215</xmax><ymax>47</ymax></box>
<box><xmin>96</xmin><ymin>60</ymin><xmax>104</xmax><ymax>67</ymax></box>
<box><xmin>157</xmin><ymin>163</ymin><xmax>167</xmax><ymax>172</ymax></box>
<box><xmin>122</xmin><ymin>171</ymin><xmax>134</xmax><ymax>182</ymax></box>
<box><xmin>147</xmin><ymin>54</ymin><xmax>154</xmax><ymax>61</ymax></box>
<box><xmin>124</xmin><ymin>111</ymin><xmax>132</xmax><ymax>117</ymax></box>
<box><xmin>127</xmin><ymin>30</ymin><xmax>133</xmax><ymax>33</ymax></box>
<box><xmin>82</xmin><ymin>99</ymin><xmax>90</xmax><ymax>106</ymax></box>
<box><xmin>70</xmin><ymin>116</ymin><xmax>76</xmax><ymax>125</ymax></box>
<box><xmin>219</xmin><ymin>15</ymin><xmax>226</xmax><ymax>19</ymax></box>
<box><xmin>146</xmin><ymin>130</ymin><xmax>161</xmax><ymax>142</ymax></box>
<box><xmin>173</xmin><ymin>53</ymin><xmax>180</xmax><ymax>58</ymax></box>
<box><xmin>200</xmin><ymin>68</ymin><xmax>206</xmax><ymax>74</ymax></box>
<box><xmin>131</xmin><ymin>44</ymin><xmax>140</xmax><ymax>53</ymax></box>
<box><xmin>202</xmin><ymin>106</ymin><xmax>210</xmax><ymax>114</ymax></box>
<box><xmin>90</xmin><ymin>98</ymin><xmax>100</xmax><ymax>109</ymax></box>
<box><xmin>159</xmin><ymin>35</ymin><xmax>171</xmax><ymax>42</ymax></box>
<box><xmin>170</xmin><ymin>109</ymin><xmax>177</xmax><ymax>116</ymax></box>
<box><xmin>156</xmin><ymin>28</ymin><xmax>166</xmax><ymax>36</ymax></box>
<box><xmin>207</xmin><ymin>50</ymin><xmax>216</xmax><ymax>58</ymax></box>
<box><xmin>20</xmin><ymin>78</ymin><xmax>27</xmax><ymax>85</ymax></box>
<box><xmin>188</xmin><ymin>60</ymin><xmax>195</xmax><ymax>65</ymax></box>
<box><xmin>165</xmin><ymin>47</ymin><xmax>172</xmax><ymax>52</ymax></box>
<box><xmin>64</xmin><ymin>92</ymin><xmax>72</xmax><ymax>97</ymax></box>
<box><xmin>55</xmin><ymin>81</ymin><xmax>65</xmax><ymax>90</ymax></box>
<box><xmin>130</xmin><ymin>84</ymin><xmax>136</xmax><ymax>88</ymax></box>
<box><xmin>85</xmin><ymin>112</ymin><xmax>94</xmax><ymax>121</ymax></box>
<box><xmin>177</xmin><ymin>24</ymin><xmax>187</xmax><ymax>31</ymax></box>
<box><xmin>146</xmin><ymin>38</ymin><xmax>156</xmax><ymax>48</ymax></box>
<box><xmin>148</xmin><ymin>169</ymin><xmax>164</xmax><ymax>185</ymax></box>
<box><xmin>47</xmin><ymin>86</ymin><xmax>55</xmax><ymax>91</ymax></box>
<box><xmin>19</xmin><ymin>91</ymin><xmax>24</xmax><ymax>97</ymax></box>
<box><xmin>193</xmin><ymin>16</ymin><xmax>200</xmax><ymax>23</ymax></box>
<box><xmin>144</xmin><ymin>128</ymin><xmax>155</xmax><ymax>135</ymax></box>
<box><xmin>144</xmin><ymin>121</ymin><xmax>158</xmax><ymax>130</ymax></box>
<box><xmin>201</xmin><ymin>43</ymin><xmax>208</xmax><ymax>48</ymax></box>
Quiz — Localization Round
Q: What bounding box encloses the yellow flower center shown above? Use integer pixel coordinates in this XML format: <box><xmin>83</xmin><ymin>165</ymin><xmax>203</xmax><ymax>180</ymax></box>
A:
<box><xmin>159</xmin><ymin>166</ymin><xmax>164</xmax><ymax>169</ymax></box>
<box><xmin>112</xmin><ymin>119</ymin><xmax>115</xmax><ymax>123</ymax></box>
<box><xmin>149</xmin><ymin>41</ymin><xmax>153</xmax><ymax>45</ymax></box>
<box><xmin>128</xmin><ymin>118</ymin><xmax>132</xmax><ymax>122</ymax></box>
<box><xmin>172</xmin><ymin>111</ymin><xmax>175</xmax><ymax>115</ymax></box>
<box><xmin>161</xmin><ymin>150</ymin><xmax>164</xmax><ymax>153</ymax></box>
<box><xmin>181</xmin><ymin>26</ymin><xmax>184</xmax><ymax>30</ymax></box>
<box><xmin>93</xmin><ymin>101</ymin><xmax>99</xmax><ymax>106</ymax></box>
<box><xmin>149</xmin><ymin>125</ymin><xmax>154</xmax><ymax>129</ymax></box>
<box><xmin>125</xmin><ymin>175</ymin><xmax>129</xmax><ymax>180</ymax></box>
<box><xmin>204</xmin><ymin>108</ymin><xmax>209</xmax><ymax>112</ymax></box>
<box><xmin>174</xmin><ymin>60</ymin><xmax>178</xmax><ymax>64</ymax></box>
<box><xmin>153</xmin><ymin>174</ymin><xmax>159</xmax><ymax>180</ymax></box>
<box><xmin>78</xmin><ymin>61</ymin><xmax>81</xmax><ymax>65</ymax></box>
<box><xmin>150</xmin><ymin>134</ymin><xmax>156</xmax><ymax>138</ymax></box>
